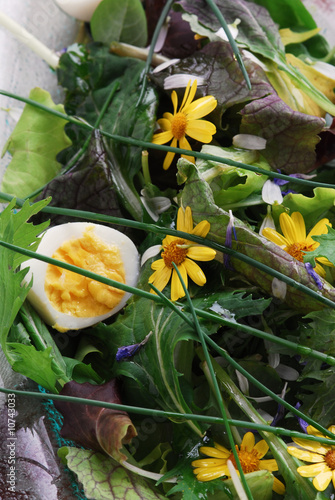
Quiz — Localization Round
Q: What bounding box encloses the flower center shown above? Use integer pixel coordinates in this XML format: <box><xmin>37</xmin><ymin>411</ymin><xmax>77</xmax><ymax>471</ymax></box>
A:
<box><xmin>325</xmin><ymin>449</ymin><xmax>335</xmax><ymax>470</ymax></box>
<box><xmin>286</xmin><ymin>242</ymin><xmax>314</xmax><ymax>262</ymax></box>
<box><xmin>228</xmin><ymin>448</ymin><xmax>260</xmax><ymax>473</ymax></box>
<box><xmin>162</xmin><ymin>239</ymin><xmax>188</xmax><ymax>268</ymax></box>
<box><xmin>171</xmin><ymin>112</ymin><xmax>188</xmax><ymax>140</ymax></box>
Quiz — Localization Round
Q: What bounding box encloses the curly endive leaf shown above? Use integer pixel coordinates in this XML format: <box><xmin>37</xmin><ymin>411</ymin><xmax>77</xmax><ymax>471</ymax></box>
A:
<box><xmin>1</xmin><ymin>87</ymin><xmax>72</xmax><ymax>198</ymax></box>
<box><xmin>58</xmin><ymin>447</ymin><xmax>167</xmax><ymax>500</ymax></box>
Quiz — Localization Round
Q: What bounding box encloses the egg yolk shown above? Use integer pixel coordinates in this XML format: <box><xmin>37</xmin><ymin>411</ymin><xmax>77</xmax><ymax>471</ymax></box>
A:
<box><xmin>45</xmin><ymin>226</ymin><xmax>126</xmax><ymax>317</ymax></box>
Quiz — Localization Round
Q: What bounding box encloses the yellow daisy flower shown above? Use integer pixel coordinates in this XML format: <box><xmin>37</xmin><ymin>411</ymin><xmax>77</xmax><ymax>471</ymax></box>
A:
<box><xmin>152</xmin><ymin>79</ymin><xmax>217</xmax><ymax>170</ymax></box>
<box><xmin>287</xmin><ymin>424</ymin><xmax>335</xmax><ymax>492</ymax></box>
<box><xmin>148</xmin><ymin>206</ymin><xmax>216</xmax><ymax>301</ymax></box>
<box><xmin>262</xmin><ymin>211</ymin><xmax>332</xmax><ymax>277</ymax></box>
<box><xmin>192</xmin><ymin>432</ymin><xmax>285</xmax><ymax>495</ymax></box>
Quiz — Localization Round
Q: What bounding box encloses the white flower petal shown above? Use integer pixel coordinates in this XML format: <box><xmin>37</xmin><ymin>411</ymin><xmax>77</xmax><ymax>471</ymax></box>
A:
<box><xmin>262</xmin><ymin>179</ymin><xmax>283</xmax><ymax>205</ymax></box>
<box><xmin>260</xmin><ymin>206</ymin><xmax>276</xmax><ymax>235</ymax></box>
<box><xmin>233</xmin><ymin>134</ymin><xmax>267</xmax><ymax>150</ymax></box>
<box><xmin>235</xmin><ymin>370</ymin><xmax>249</xmax><ymax>394</ymax></box>
<box><xmin>164</xmin><ymin>74</ymin><xmax>206</xmax><ymax>89</ymax></box>
<box><xmin>152</xmin><ymin>58</ymin><xmax>180</xmax><ymax>74</ymax></box>
<box><xmin>271</xmin><ymin>278</ymin><xmax>287</xmax><ymax>300</ymax></box>
<box><xmin>275</xmin><ymin>364</ymin><xmax>299</xmax><ymax>381</ymax></box>
<box><xmin>141</xmin><ymin>245</ymin><xmax>162</xmax><ymax>266</ymax></box>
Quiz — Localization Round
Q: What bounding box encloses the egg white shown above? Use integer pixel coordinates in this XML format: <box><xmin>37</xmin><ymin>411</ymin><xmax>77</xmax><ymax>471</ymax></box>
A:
<box><xmin>21</xmin><ymin>222</ymin><xmax>140</xmax><ymax>332</ymax></box>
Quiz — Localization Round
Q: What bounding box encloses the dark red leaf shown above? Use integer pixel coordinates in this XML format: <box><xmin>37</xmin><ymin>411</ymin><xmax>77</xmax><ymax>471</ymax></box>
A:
<box><xmin>54</xmin><ymin>379</ymin><xmax>137</xmax><ymax>462</ymax></box>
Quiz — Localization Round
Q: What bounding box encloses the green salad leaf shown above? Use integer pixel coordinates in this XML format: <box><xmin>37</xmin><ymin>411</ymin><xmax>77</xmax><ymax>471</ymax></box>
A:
<box><xmin>0</xmin><ymin>198</ymin><xmax>49</xmax><ymax>358</ymax></box>
<box><xmin>91</xmin><ymin>0</ymin><xmax>148</xmax><ymax>47</ymax></box>
<box><xmin>58</xmin><ymin>447</ymin><xmax>167</xmax><ymax>500</ymax></box>
<box><xmin>1</xmin><ymin>88</ymin><xmax>72</xmax><ymax>199</ymax></box>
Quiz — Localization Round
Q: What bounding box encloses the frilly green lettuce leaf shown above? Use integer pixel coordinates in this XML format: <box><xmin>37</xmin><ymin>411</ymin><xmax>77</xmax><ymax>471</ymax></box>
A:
<box><xmin>190</xmin><ymin>144</ymin><xmax>269</xmax><ymax>208</ymax></box>
<box><xmin>58</xmin><ymin>447</ymin><xmax>168</xmax><ymax>500</ymax></box>
<box><xmin>303</xmin><ymin>226</ymin><xmax>335</xmax><ymax>267</ymax></box>
<box><xmin>1</xmin><ymin>88</ymin><xmax>72</xmax><ymax>198</ymax></box>
<box><xmin>272</xmin><ymin>187</ymin><xmax>335</xmax><ymax>228</ymax></box>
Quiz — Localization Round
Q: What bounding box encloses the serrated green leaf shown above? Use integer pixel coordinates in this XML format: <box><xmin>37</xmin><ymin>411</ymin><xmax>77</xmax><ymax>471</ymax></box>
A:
<box><xmin>0</xmin><ymin>198</ymin><xmax>49</xmax><ymax>357</ymax></box>
<box><xmin>58</xmin><ymin>447</ymin><xmax>167</xmax><ymax>500</ymax></box>
<box><xmin>303</xmin><ymin>225</ymin><xmax>335</xmax><ymax>267</ymax></box>
<box><xmin>1</xmin><ymin>88</ymin><xmax>72</xmax><ymax>198</ymax></box>
<box><xmin>91</xmin><ymin>0</ymin><xmax>147</xmax><ymax>47</ymax></box>
<box><xmin>6</xmin><ymin>344</ymin><xmax>59</xmax><ymax>393</ymax></box>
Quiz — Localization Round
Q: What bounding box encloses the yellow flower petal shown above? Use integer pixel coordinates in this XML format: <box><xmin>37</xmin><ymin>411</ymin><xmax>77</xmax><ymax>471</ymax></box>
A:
<box><xmin>262</xmin><ymin>227</ymin><xmax>288</xmax><ymax>247</ymax></box>
<box><xmin>287</xmin><ymin>446</ymin><xmax>325</xmax><ymax>463</ymax></box>
<box><xmin>195</xmin><ymin>466</ymin><xmax>229</xmax><ymax>481</ymax></box>
<box><xmin>186</xmin><ymin>119</ymin><xmax>217</xmax><ymax>143</ymax></box>
<box><xmin>150</xmin><ymin>258</ymin><xmax>165</xmax><ymax>271</ymax></box>
<box><xmin>290</xmin><ymin>212</ymin><xmax>306</xmax><ymax>241</ymax></box>
<box><xmin>306</xmin><ymin>218</ymin><xmax>331</xmax><ymax>244</ymax></box>
<box><xmin>272</xmin><ymin>476</ymin><xmax>286</xmax><ymax>495</ymax></box>
<box><xmin>186</xmin><ymin>96</ymin><xmax>217</xmax><ymax>120</ymax></box>
<box><xmin>171</xmin><ymin>90</ymin><xmax>178</xmax><ymax>114</ymax></box>
<box><xmin>241</xmin><ymin>432</ymin><xmax>255</xmax><ymax>452</ymax></box>
<box><xmin>258</xmin><ymin>459</ymin><xmax>279</xmax><ymax>472</ymax></box>
<box><xmin>152</xmin><ymin>130</ymin><xmax>173</xmax><ymax>145</ymax></box>
<box><xmin>179</xmin><ymin>134</ymin><xmax>192</xmax><ymax>153</ymax></box>
<box><xmin>157</xmin><ymin>118</ymin><xmax>172</xmax><ymax>131</ymax></box>
<box><xmin>279</xmin><ymin>212</ymin><xmax>302</xmax><ymax>245</ymax></box>
<box><xmin>313</xmin><ymin>470</ymin><xmax>333</xmax><ymax>491</ymax></box>
<box><xmin>177</xmin><ymin>205</ymin><xmax>193</xmax><ymax>233</ymax></box>
<box><xmin>292</xmin><ymin>437</ymin><xmax>331</xmax><ymax>456</ymax></box>
<box><xmin>187</xmin><ymin>246</ymin><xmax>216</xmax><ymax>261</ymax></box>
<box><xmin>297</xmin><ymin>462</ymin><xmax>330</xmax><ymax>477</ymax></box>
<box><xmin>183</xmin><ymin>258</ymin><xmax>207</xmax><ymax>286</ymax></box>
<box><xmin>199</xmin><ymin>446</ymin><xmax>230</xmax><ymax>459</ymax></box>
<box><xmin>192</xmin><ymin>219</ymin><xmax>210</xmax><ymax>238</ymax></box>
<box><xmin>181</xmin><ymin>80</ymin><xmax>197</xmax><ymax>112</ymax></box>
<box><xmin>149</xmin><ymin>265</ymin><xmax>172</xmax><ymax>292</ymax></box>
<box><xmin>171</xmin><ymin>264</ymin><xmax>188</xmax><ymax>301</ymax></box>
<box><xmin>253</xmin><ymin>439</ymin><xmax>269</xmax><ymax>459</ymax></box>
<box><xmin>214</xmin><ymin>442</ymin><xmax>231</xmax><ymax>455</ymax></box>
<box><xmin>191</xmin><ymin>458</ymin><xmax>227</xmax><ymax>468</ymax></box>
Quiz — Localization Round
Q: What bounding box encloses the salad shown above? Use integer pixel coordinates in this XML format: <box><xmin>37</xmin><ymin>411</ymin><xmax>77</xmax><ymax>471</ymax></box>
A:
<box><xmin>1</xmin><ymin>0</ymin><xmax>335</xmax><ymax>499</ymax></box>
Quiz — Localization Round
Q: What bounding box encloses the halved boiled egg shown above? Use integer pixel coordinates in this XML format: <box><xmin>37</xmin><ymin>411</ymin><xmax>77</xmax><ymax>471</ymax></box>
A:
<box><xmin>21</xmin><ymin>222</ymin><xmax>139</xmax><ymax>332</ymax></box>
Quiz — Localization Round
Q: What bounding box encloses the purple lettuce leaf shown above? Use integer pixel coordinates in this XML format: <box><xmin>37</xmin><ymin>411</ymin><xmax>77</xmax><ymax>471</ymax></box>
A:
<box><xmin>54</xmin><ymin>379</ymin><xmax>137</xmax><ymax>463</ymax></box>
<box><xmin>240</xmin><ymin>93</ymin><xmax>325</xmax><ymax>173</ymax></box>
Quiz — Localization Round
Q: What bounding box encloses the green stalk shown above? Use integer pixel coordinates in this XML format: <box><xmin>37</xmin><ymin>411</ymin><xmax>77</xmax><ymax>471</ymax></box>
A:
<box><xmin>172</xmin><ymin>264</ymin><xmax>254</xmax><ymax>500</ymax></box>
<box><xmin>205</xmin><ymin>0</ymin><xmax>251</xmax><ymax>89</ymax></box>
<box><xmin>136</xmin><ymin>0</ymin><xmax>175</xmax><ymax>106</ymax></box>
<box><xmin>1</xmin><ymin>89</ymin><xmax>335</xmax><ymax>189</ymax></box>
<box><xmin>0</xmin><ymin>385</ymin><xmax>334</xmax><ymax>445</ymax></box>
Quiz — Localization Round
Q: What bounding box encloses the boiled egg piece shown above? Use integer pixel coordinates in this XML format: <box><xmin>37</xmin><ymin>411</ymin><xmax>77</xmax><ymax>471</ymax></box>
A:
<box><xmin>21</xmin><ymin>222</ymin><xmax>139</xmax><ymax>332</ymax></box>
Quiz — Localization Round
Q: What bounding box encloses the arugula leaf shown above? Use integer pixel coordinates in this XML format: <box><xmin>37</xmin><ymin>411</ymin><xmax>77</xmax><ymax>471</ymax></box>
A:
<box><xmin>91</xmin><ymin>0</ymin><xmax>148</xmax><ymax>47</ymax></box>
<box><xmin>1</xmin><ymin>88</ymin><xmax>72</xmax><ymax>199</ymax></box>
<box><xmin>0</xmin><ymin>198</ymin><xmax>49</xmax><ymax>358</ymax></box>
<box><xmin>58</xmin><ymin>447</ymin><xmax>168</xmax><ymax>500</ymax></box>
